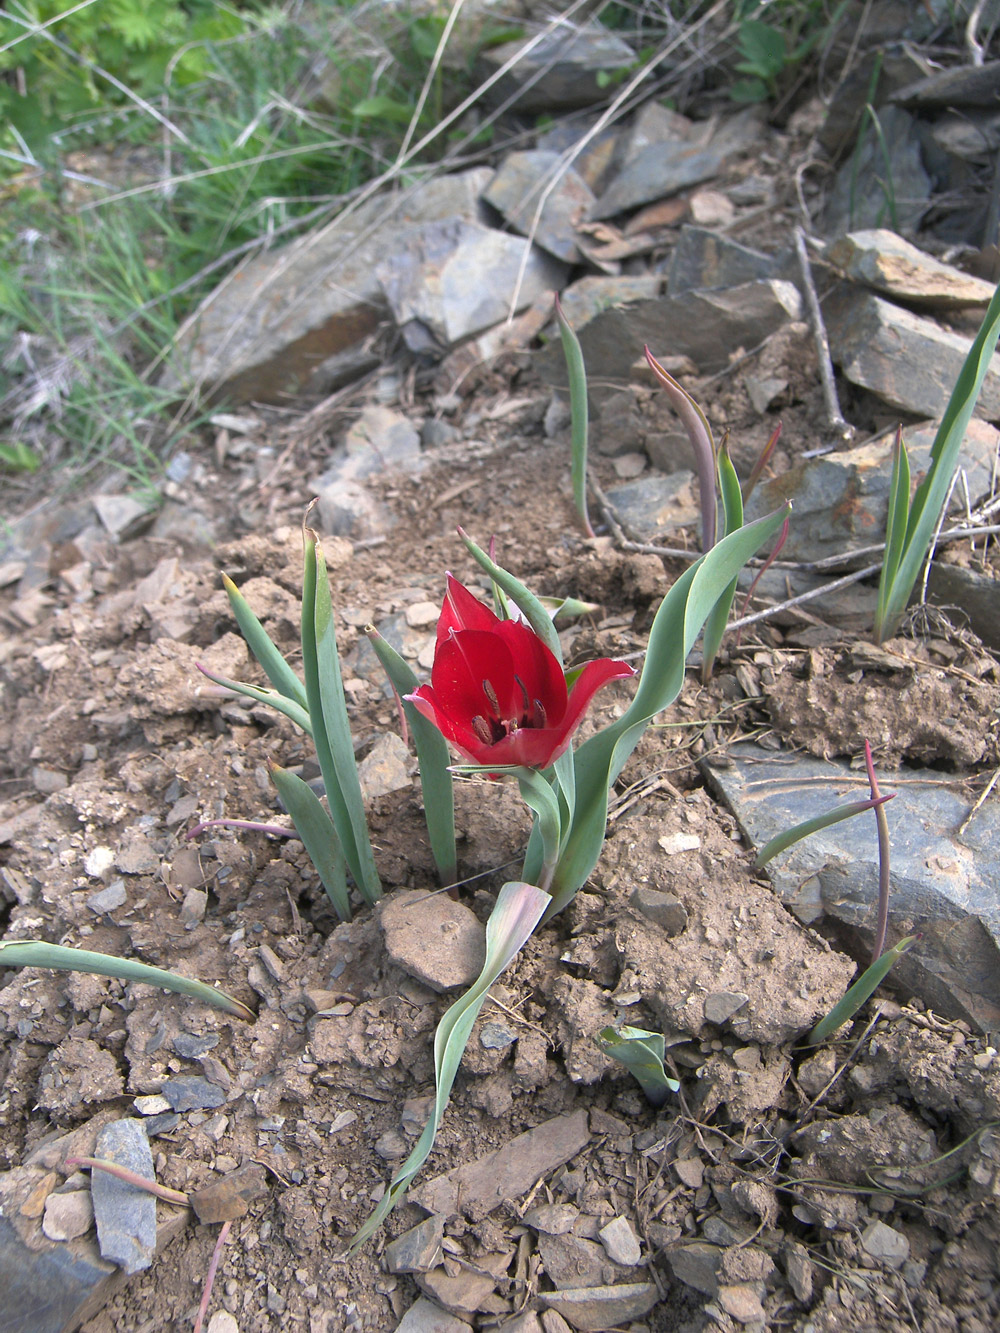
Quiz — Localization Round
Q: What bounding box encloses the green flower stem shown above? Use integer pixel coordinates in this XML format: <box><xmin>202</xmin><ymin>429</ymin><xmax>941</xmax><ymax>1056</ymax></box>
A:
<box><xmin>807</xmin><ymin>935</ymin><xmax>918</xmax><ymax>1045</ymax></box>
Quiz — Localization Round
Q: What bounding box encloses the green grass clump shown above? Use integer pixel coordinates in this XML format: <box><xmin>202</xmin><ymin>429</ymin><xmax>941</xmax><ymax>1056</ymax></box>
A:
<box><xmin>0</xmin><ymin>0</ymin><xmax>523</xmax><ymax>484</ymax></box>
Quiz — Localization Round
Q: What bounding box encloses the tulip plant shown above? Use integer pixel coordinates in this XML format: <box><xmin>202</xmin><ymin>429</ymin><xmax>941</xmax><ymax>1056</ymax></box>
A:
<box><xmin>349</xmin><ymin>510</ymin><xmax>788</xmax><ymax>1246</ymax></box>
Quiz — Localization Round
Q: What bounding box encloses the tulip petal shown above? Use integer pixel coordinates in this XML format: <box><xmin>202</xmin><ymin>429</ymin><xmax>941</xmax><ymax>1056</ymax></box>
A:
<box><xmin>492</xmin><ymin>618</ymin><xmax>568</xmax><ymax>723</ymax></box>
<box><xmin>561</xmin><ymin>659</ymin><xmax>636</xmax><ymax>736</ymax></box>
<box><xmin>437</xmin><ymin>574</ymin><xmax>501</xmax><ymax>645</ymax></box>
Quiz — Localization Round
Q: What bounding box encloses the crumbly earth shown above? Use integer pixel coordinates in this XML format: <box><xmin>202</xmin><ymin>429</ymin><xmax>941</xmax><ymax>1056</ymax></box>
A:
<box><xmin>2</xmin><ymin>362</ymin><xmax>1000</xmax><ymax>1333</ymax></box>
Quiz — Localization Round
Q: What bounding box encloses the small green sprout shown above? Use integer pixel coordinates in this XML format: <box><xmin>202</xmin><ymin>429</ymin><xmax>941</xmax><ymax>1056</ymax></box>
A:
<box><xmin>875</xmin><ymin>280</ymin><xmax>1000</xmax><ymax>642</ymax></box>
<box><xmin>595</xmin><ymin>1025</ymin><xmax>679</xmax><ymax>1107</ymax></box>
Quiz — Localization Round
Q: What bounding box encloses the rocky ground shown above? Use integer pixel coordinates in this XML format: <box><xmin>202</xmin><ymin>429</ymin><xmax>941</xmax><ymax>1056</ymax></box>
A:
<box><xmin>3</xmin><ymin>6</ymin><xmax>1000</xmax><ymax>1333</ymax></box>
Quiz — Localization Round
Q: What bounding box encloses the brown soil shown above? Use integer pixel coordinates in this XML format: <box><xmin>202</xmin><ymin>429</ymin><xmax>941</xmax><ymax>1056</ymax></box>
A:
<box><xmin>2</xmin><ymin>360</ymin><xmax>1000</xmax><ymax>1333</ymax></box>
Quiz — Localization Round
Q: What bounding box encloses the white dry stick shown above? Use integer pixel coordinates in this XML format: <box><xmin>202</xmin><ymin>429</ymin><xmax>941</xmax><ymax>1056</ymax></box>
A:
<box><xmin>396</xmin><ymin>0</ymin><xmax>471</xmax><ymax>166</ymax></box>
<box><xmin>794</xmin><ymin>227</ymin><xmax>854</xmax><ymax>445</ymax></box>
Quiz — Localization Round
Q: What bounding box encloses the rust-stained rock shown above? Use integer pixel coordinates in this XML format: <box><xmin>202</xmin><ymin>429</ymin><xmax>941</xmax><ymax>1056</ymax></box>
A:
<box><xmin>828</xmin><ymin>229</ymin><xmax>996</xmax><ymax>308</ymax></box>
<box><xmin>410</xmin><ymin>1110</ymin><xmax>590</xmax><ymax>1220</ymax></box>
<box><xmin>190</xmin><ymin>1162</ymin><xmax>268</xmax><ymax>1223</ymax></box>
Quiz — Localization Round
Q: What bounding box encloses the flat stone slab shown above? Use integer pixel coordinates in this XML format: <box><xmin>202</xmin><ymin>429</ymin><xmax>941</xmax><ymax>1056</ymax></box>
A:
<box><xmin>379</xmin><ymin>890</ymin><xmax>486</xmax><ymax>994</ymax></box>
<box><xmin>540</xmin><ymin>277</ymin><xmax>801</xmax><ymax>397</ymax></box>
<box><xmin>746</xmin><ymin>417</ymin><xmax>1000</xmax><ymax>563</ymax></box>
<box><xmin>827</xmin><ymin>229</ymin><xmax>996</xmax><ymax>309</ymax></box>
<box><xmin>483</xmin><ymin>150</ymin><xmax>594</xmax><ymax>263</ymax></box>
<box><xmin>702</xmin><ymin>742</ymin><xmax>1000</xmax><ymax>1032</ymax></box>
<box><xmin>591</xmin><ymin>141</ymin><xmax>725</xmax><ymax>220</ymax></box>
<box><xmin>162</xmin><ymin>169</ymin><xmax>493</xmax><ymax>402</ymax></box>
<box><xmin>410</xmin><ymin>1109</ymin><xmax>590</xmax><ymax>1220</ymax></box>
<box><xmin>477</xmin><ymin>25</ymin><xmax>636</xmax><ymax>114</ymax></box>
<box><xmin>927</xmin><ymin>563</ymin><xmax>1000</xmax><ymax>649</ymax></box>
<box><xmin>604</xmin><ymin>472</ymin><xmax>699</xmax><ymax>542</ymax></box>
<box><xmin>91</xmin><ymin>1120</ymin><xmax>157</xmax><ymax>1275</ymax></box>
<box><xmin>539</xmin><ymin>1281</ymin><xmax>659</xmax><ymax>1331</ymax></box>
<box><xmin>825</xmin><ymin>288</ymin><xmax>1000</xmax><ymax>419</ymax></box>
<box><xmin>378</xmin><ymin>218</ymin><xmax>567</xmax><ymax>353</ymax></box>
<box><xmin>667</xmin><ymin>224</ymin><xmax>777</xmax><ymax>295</ymax></box>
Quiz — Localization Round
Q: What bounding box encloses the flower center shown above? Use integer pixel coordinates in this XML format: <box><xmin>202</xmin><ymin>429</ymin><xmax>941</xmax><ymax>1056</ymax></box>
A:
<box><xmin>470</xmin><ymin>676</ymin><xmax>546</xmax><ymax>747</ymax></box>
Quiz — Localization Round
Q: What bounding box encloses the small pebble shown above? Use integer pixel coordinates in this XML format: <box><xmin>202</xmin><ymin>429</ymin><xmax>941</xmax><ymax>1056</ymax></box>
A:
<box><xmin>599</xmin><ymin>1215</ymin><xmax>641</xmax><ymax>1265</ymax></box>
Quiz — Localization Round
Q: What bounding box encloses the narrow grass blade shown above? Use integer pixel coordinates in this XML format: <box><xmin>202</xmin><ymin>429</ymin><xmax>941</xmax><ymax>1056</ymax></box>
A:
<box><xmin>701</xmin><ymin>437</ymin><xmax>743</xmax><ymax>681</ymax></box>
<box><xmin>367</xmin><ymin>628</ymin><xmax>457</xmax><ymax>886</ymax></box>
<box><xmin>645</xmin><ymin>347</ymin><xmax>717</xmax><ymax>553</ymax></box>
<box><xmin>596</xmin><ymin>1025</ymin><xmax>678</xmax><ymax>1107</ymax></box>
<box><xmin>458</xmin><ymin>528</ymin><xmax>562</xmax><ymax>664</ymax></box>
<box><xmin>874</xmin><ymin>425</ymin><xmax>910</xmax><ymax>642</ymax></box>
<box><xmin>0</xmin><ymin>942</ymin><xmax>254</xmax><ymax>1021</ymax></box>
<box><xmin>221</xmin><ymin>574</ymin><xmax>307</xmax><ymax>709</ymax></box>
<box><xmin>742</xmin><ymin>421</ymin><xmax>782</xmax><ymax>502</ymax></box>
<box><xmin>864</xmin><ymin>740</ymin><xmax>892</xmax><ymax>963</ymax></box>
<box><xmin>875</xmin><ymin>281</ymin><xmax>1000</xmax><ymax>640</ymax></box>
<box><xmin>349</xmin><ymin>881</ymin><xmax>550</xmax><ymax>1251</ymax></box>
<box><xmin>554</xmin><ymin>294</ymin><xmax>595</xmax><ymax>537</ymax></box>
<box><xmin>196</xmin><ymin>665</ymin><xmax>313</xmax><ymax>736</ymax></box>
<box><xmin>754</xmin><ymin>793</ymin><xmax>895</xmax><ymax>867</ymax></box>
<box><xmin>537</xmin><ymin>505</ymin><xmax>790</xmax><ymax>918</ymax></box>
<box><xmin>269</xmin><ymin>762</ymin><xmax>351</xmax><ymax>921</ymax></box>
<box><xmin>806</xmin><ymin>935</ymin><xmax>918</xmax><ymax>1045</ymax></box>
<box><xmin>301</xmin><ymin>526</ymin><xmax>381</xmax><ymax>906</ymax></box>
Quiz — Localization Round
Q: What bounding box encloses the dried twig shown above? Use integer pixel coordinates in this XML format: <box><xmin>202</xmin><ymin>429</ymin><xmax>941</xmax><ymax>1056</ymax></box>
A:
<box><xmin>727</xmin><ymin>563</ymin><xmax>882</xmax><ymax>632</ymax></box>
<box><xmin>957</xmin><ymin>765</ymin><xmax>1000</xmax><ymax>837</ymax></box>
<box><xmin>794</xmin><ymin>227</ymin><xmax>854</xmax><ymax>445</ymax></box>
<box><xmin>193</xmin><ymin>1219</ymin><xmax>232</xmax><ymax>1333</ymax></box>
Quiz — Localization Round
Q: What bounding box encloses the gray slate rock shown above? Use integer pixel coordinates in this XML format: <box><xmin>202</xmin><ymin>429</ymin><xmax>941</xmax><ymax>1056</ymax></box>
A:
<box><xmin>385</xmin><ymin>1214</ymin><xmax>445</xmax><ymax>1274</ymax></box>
<box><xmin>667</xmin><ymin>225</ymin><xmax>776</xmax><ymax>295</ymax></box>
<box><xmin>477</xmin><ymin>25</ymin><xmax>636</xmax><ymax>113</ymax></box>
<box><xmin>0</xmin><ymin>1213</ymin><xmax>116</xmax><ymax>1333</ymax></box>
<box><xmin>395</xmin><ymin>1296</ymin><xmax>472</xmax><ymax>1333</ymax></box>
<box><xmin>539</xmin><ymin>1282</ymin><xmax>659</xmax><ymax>1331</ymax></box>
<box><xmin>927</xmin><ymin>564</ymin><xmax>1000</xmax><ymax>650</ymax></box>
<box><xmin>591</xmin><ymin>142</ymin><xmax>724</xmax><ymax>220</ymax></box>
<box><xmin>160</xmin><ymin>1075</ymin><xmax>227</xmax><ymax>1112</ymax></box>
<box><xmin>892</xmin><ymin>60</ymin><xmax>1000</xmax><ymax>109</ymax></box>
<box><xmin>598</xmin><ymin>1216</ymin><xmax>641</xmax><ymax>1266</ymax></box>
<box><xmin>702</xmin><ymin>742</ymin><xmax>1000</xmax><ymax>1033</ymax></box>
<box><xmin>630</xmin><ymin>885</ymin><xmax>687</xmax><ymax>935</ymax></box>
<box><xmin>540</xmin><ymin>278</ymin><xmax>801</xmax><ymax>397</ymax></box>
<box><xmin>378</xmin><ymin>218</ymin><xmax>567</xmax><ymax>354</ymax></box>
<box><xmin>666</xmin><ymin>1241</ymin><xmax>724</xmax><ymax>1296</ymax></box>
<box><xmin>822</xmin><ymin>106</ymin><xmax>931</xmax><ymax>236</ymax></box>
<box><xmin>91</xmin><ymin>1120</ymin><xmax>157</xmax><ymax>1275</ymax></box>
<box><xmin>604</xmin><ymin>473</ymin><xmax>699</xmax><ymax>543</ymax></box>
<box><xmin>483</xmin><ymin>150</ymin><xmax>594</xmax><ymax>263</ymax></box>
<box><xmin>86</xmin><ymin>882</ymin><xmax>128</xmax><ymax>915</ymax></box>
<box><xmin>747</xmin><ymin>417</ymin><xmax>1000</xmax><ymax>563</ymax></box>
<box><xmin>162</xmin><ymin>169</ymin><xmax>492</xmax><ymax>403</ymax></box>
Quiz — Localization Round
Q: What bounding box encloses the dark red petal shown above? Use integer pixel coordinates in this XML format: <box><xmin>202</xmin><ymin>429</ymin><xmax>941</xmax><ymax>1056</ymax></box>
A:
<box><xmin>560</xmin><ymin>658</ymin><xmax>635</xmax><ymax>737</ymax></box>
<box><xmin>486</xmin><ymin>726</ymin><xmax>566</xmax><ymax>769</ymax></box>
<box><xmin>430</xmin><ymin>630</ymin><xmax>520</xmax><ymax>720</ymax></box>
<box><xmin>407</xmin><ymin>685</ymin><xmax>493</xmax><ymax>762</ymax></box>
<box><xmin>491</xmin><ymin>617</ymin><xmax>568</xmax><ymax>720</ymax></box>
<box><xmin>436</xmin><ymin>575</ymin><xmax>500</xmax><ymax>647</ymax></box>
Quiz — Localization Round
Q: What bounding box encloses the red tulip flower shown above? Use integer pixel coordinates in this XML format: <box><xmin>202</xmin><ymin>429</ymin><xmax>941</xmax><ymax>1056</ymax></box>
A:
<box><xmin>406</xmin><ymin>576</ymin><xmax>634</xmax><ymax>769</ymax></box>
